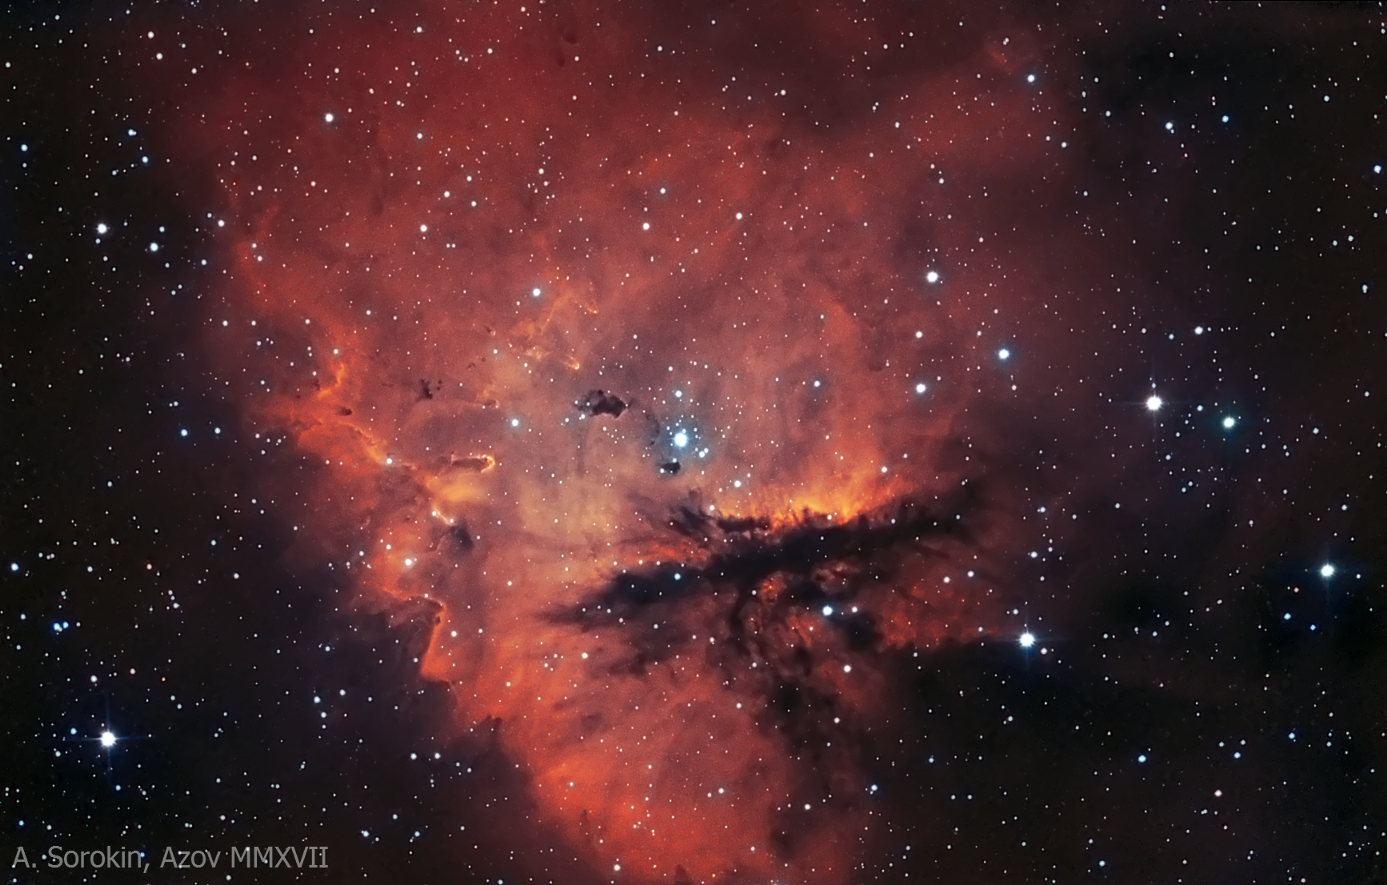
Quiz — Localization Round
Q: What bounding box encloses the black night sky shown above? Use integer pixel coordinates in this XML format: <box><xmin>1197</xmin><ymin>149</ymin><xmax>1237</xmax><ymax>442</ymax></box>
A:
<box><xmin>4</xmin><ymin>1</ymin><xmax>1387</xmax><ymax>883</ymax></box>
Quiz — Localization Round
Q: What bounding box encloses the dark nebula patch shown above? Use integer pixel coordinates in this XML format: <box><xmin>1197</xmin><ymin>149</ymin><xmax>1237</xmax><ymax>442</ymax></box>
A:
<box><xmin>444</xmin><ymin>522</ymin><xmax>475</xmax><ymax>554</ymax></box>
<box><xmin>579</xmin><ymin>389</ymin><xmax>628</xmax><ymax>417</ymax></box>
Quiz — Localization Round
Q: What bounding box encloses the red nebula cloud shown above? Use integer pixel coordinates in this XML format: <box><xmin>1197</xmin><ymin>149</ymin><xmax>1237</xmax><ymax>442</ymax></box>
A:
<box><xmin>138</xmin><ymin>2</ymin><xmax>1079</xmax><ymax>882</ymax></box>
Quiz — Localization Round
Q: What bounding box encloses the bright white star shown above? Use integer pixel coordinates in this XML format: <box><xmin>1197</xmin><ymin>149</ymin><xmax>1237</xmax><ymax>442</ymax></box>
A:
<box><xmin>1019</xmin><ymin>632</ymin><xmax>1035</xmax><ymax>648</ymax></box>
<box><xmin>1146</xmin><ymin>395</ymin><xmax>1163</xmax><ymax>411</ymax></box>
<box><xmin>100</xmin><ymin>731</ymin><xmax>116</xmax><ymax>748</ymax></box>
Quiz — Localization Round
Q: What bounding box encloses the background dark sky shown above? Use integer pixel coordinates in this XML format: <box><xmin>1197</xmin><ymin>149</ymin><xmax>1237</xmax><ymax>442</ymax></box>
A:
<box><xmin>4</xmin><ymin>1</ymin><xmax>1387</xmax><ymax>883</ymax></box>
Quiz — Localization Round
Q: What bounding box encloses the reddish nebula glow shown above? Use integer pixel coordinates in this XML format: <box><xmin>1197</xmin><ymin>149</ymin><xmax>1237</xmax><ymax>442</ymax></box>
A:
<box><xmin>143</xmin><ymin>2</ymin><xmax>1082</xmax><ymax>882</ymax></box>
